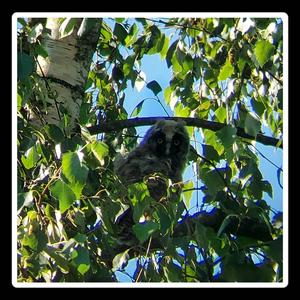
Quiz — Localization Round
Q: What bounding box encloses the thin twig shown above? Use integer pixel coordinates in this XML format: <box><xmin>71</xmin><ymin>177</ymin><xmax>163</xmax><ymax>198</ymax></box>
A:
<box><xmin>135</xmin><ymin>236</ymin><xmax>152</xmax><ymax>282</ymax></box>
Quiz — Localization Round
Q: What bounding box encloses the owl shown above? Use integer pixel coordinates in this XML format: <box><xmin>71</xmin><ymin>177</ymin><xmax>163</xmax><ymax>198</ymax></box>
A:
<box><xmin>113</xmin><ymin>120</ymin><xmax>190</xmax><ymax>246</ymax></box>
<box><xmin>114</xmin><ymin>120</ymin><xmax>190</xmax><ymax>200</ymax></box>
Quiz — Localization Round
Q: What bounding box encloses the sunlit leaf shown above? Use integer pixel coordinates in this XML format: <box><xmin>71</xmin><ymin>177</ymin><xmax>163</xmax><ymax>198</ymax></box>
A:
<box><xmin>21</xmin><ymin>146</ymin><xmax>40</xmax><ymax>169</ymax></box>
<box><xmin>183</xmin><ymin>180</ymin><xmax>194</xmax><ymax>207</ymax></box>
<box><xmin>214</xmin><ymin>106</ymin><xmax>227</xmax><ymax>123</ymax></box>
<box><xmin>218</xmin><ymin>59</ymin><xmax>234</xmax><ymax>81</ymax></box>
<box><xmin>49</xmin><ymin>179</ymin><xmax>76</xmax><ymax>213</ymax></box>
<box><xmin>62</xmin><ymin>152</ymin><xmax>88</xmax><ymax>185</ymax></box>
<box><xmin>254</xmin><ymin>40</ymin><xmax>275</xmax><ymax>68</ymax></box>
<box><xmin>112</xmin><ymin>249</ymin><xmax>130</xmax><ymax>272</ymax></box>
<box><xmin>59</xmin><ymin>18</ymin><xmax>77</xmax><ymax>38</ymax></box>
<box><xmin>91</xmin><ymin>141</ymin><xmax>109</xmax><ymax>166</ymax></box>
<box><xmin>131</xmin><ymin>100</ymin><xmax>145</xmax><ymax>117</ymax></box>
<box><xmin>159</xmin><ymin>34</ymin><xmax>169</xmax><ymax>59</ymax></box>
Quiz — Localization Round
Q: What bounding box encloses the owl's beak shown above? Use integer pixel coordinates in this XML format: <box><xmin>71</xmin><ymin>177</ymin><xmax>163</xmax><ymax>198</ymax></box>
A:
<box><xmin>165</xmin><ymin>144</ymin><xmax>170</xmax><ymax>155</ymax></box>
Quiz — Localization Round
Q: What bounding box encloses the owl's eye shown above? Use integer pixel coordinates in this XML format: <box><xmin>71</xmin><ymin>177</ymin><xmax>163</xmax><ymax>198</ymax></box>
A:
<box><xmin>173</xmin><ymin>139</ymin><xmax>180</xmax><ymax>146</ymax></box>
<box><xmin>157</xmin><ymin>137</ymin><xmax>164</xmax><ymax>144</ymax></box>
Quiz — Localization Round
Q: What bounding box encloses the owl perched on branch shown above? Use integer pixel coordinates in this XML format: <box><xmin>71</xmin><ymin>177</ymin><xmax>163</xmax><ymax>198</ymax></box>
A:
<box><xmin>113</xmin><ymin>120</ymin><xmax>190</xmax><ymax>246</ymax></box>
<box><xmin>114</xmin><ymin>120</ymin><xmax>190</xmax><ymax>201</ymax></box>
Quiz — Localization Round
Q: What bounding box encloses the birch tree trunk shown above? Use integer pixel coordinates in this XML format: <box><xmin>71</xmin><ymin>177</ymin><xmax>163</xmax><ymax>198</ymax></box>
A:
<box><xmin>28</xmin><ymin>18</ymin><xmax>100</xmax><ymax>134</ymax></box>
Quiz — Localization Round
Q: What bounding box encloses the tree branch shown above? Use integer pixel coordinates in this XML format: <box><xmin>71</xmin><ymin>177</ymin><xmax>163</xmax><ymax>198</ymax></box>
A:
<box><xmin>86</xmin><ymin>117</ymin><xmax>283</xmax><ymax>149</ymax></box>
<box><xmin>173</xmin><ymin>208</ymin><xmax>274</xmax><ymax>242</ymax></box>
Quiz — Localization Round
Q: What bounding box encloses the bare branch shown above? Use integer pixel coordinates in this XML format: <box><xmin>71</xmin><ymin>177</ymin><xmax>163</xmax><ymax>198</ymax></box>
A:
<box><xmin>86</xmin><ymin>117</ymin><xmax>283</xmax><ymax>149</ymax></box>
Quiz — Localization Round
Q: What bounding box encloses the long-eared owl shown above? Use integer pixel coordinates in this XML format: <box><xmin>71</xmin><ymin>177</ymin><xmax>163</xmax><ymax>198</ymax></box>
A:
<box><xmin>114</xmin><ymin>120</ymin><xmax>190</xmax><ymax>201</ymax></box>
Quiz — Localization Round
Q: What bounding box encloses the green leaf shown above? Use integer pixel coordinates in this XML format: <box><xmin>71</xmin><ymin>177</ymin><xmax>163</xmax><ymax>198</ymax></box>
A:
<box><xmin>182</xmin><ymin>53</ymin><xmax>194</xmax><ymax>73</ymax></box>
<box><xmin>62</xmin><ymin>152</ymin><xmax>88</xmax><ymax>185</ymax></box>
<box><xmin>244</xmin><ymin>113</ymin><xmax>261</xmax><ymax>137</ymax></box>
<box><xmin>159</xmin><ymin>34</ymin><xmax>169</xmax><ymax>59</ymax></box>
<box><xmin>17</xmin><ymin>18</ymin><xmax>27</xmax><ymax>27</ymax></box>
<box><xmin>203</xmin><ymin>129</ymin><xmax>224</xmax><ymax>155</ymax></box>
<box><xmin>132</xmin><ymin>221</ymin><xmax>159</xmax><ymax>244</ymax></box>
<box><xmin>91</xmin><ymin>141</ymin><xmax>109</xmax><ymax>166</ymax></box>
<box><xmin>250</xmin><ymin>98</ymin><xmax>265</xmax><ymax>117</ymax></box>
<box><xmin>201</xmin><ymin>168</ymin><xmax>226</xmax><ymax>197</ymax></box>
<box><xmin>131</xmin><ymin>100</ymin><xmax>145</xmax><ymax>117</ymax></box>
<box><xmin>43</xmin><ymin>246</ymin><xmax>70</xmax><ymax>272</ymax></box>
<box><xmin>49</xmin><ymin>179</ymin><xmax>76</xmax><ymax>213</ymax></box>
<box><xmin>164</xmin><ymin>86</ymin><xmax>173</xmax><ymax>105</ymax></box>
<box><xmin>73</xmin><ymin>233</ymin><xmax>87</xmax><ymax>245</ymax></box>
<box><xmin>174</xmin><ymin>102</ymin><xmax>190</xmax><ymax>117</ymax></box>
<box><xmin>18</xmin><ymin>52</ymin><xmax>34</xmax><ymax>80</ymax></box>
<box><xmin>115</xmin><ymin>18</ymin><xmax>125</xmax><ymax>23</ymax></box>
<box><xmin>22</xmin><ymin>233</ymin><xmax>38</xmax><ymax>250</ymax></box>
<box><xmin>254</xmin><ymin>40</ymin><xmax>275</xmax><ymax>68</ymax></box>
<box><xmin>163</xmin><ymin>262</ymin><xmax>183</xmax><ymax>282</ymax></box>
<box><xmin>222</xmin><ymin>253</ymin><xmax>275</xmax><ymax>282</ymax></box>
<box><xmin>216</xmin><ymin>125</ymin><xmax>237</xmax><ymax>149</ymax></box>
<box><xmin>248</xmin><ymin>179</ymin><xmax>273</xmax><ymax>199</ymax></box>
<box><xmin>123</xmin><ymin>54</ymin><xmax>135</xmax><ymax>77</ymax></box>
<box><xmin>125</xmin><ymin>23</ymin><xmax>138</xmax><ymax>46</ymax></box>
<box><xmin>198</xmin><ymin>98</ymin><xmax>211</xmax><ymax>111</ymax></box>
<box><xmin>218</xmin><ymin>59</ymin><xmax>234</xmax><ymax>81</ymax></box>
<box><xmin>44</xmin><ymin>124</ymin><xmax>64</xmax><ymax>144</ymax></box>
<box><xmin>128</xmin><ymin>182</ymin><xmax>149</xmax><ymax>208</ymax></box>
<box><xmin>153</xmin><ymin>206</ymin><xmax>172</xmax><ymax>236</ymax></box>
<box><xmin>18</xmin><ymin>191</ymin><xmax>34</xmax><ymax>212</ymax></box>
<box><xmin>217</xmin><ymin>214</ymin><xmax>240</xmax><ymax>237</ymax></box>
<box><xmin>183</xmin><ymin>180</ymin><xmax>194</xmax><ymax>207</ymax></box>
<box><xmin>17</xmin><ymin>93</ymin><xmax>22</xmax><ymax>111</ymax></box>
<box><xmin>166</xmin><ymin>40</ymin><xmax>178</xmax><ymax>68</ymax></box>
<box><xmin>147</xmin><ymin>25</ymin><xmax>162</xmax><ymax>55</ymax></box>
<box><xmin>59</xmin><ymin>18</ymin><xmax>77</xmax><ymax>38</ymax></box>
<box><xmin>35</xmin><ymin>230</ymin><xmax>48</xmax><ymax>252</ymax></box>
<box><xmin>35</xmin><ymin>44</ymin><xmax>48</xmax><ymax>58</ymax></box>
<box><xmin>112</xmin><ymin>249</ymin><xmax>130</xmax><ymax>272</ymax></box>
<box><xmin>21</xmin><ymin>146</ymin><xmax>40</xmax><ymax>169</ymax></box>
<box><xmin>202</xmin><ymin>144</ymin><xmax>220</xmax><ymax>161</ymax></box>
<box><xmin>262</xmin><ymin>236</ymin><xmax>282</xmax><ymax>263</ymax></box>
<box><xmin>214</xmin><ymin>106</ymin><xmax>227</xmax><ymax>123</ymax></box>
<box><xmin>171</xmin><ymin>49</ymin><xmax>183</xmax><ymax>73</ymax></box>
<box><xmin>113</xmin><ymin>23</ymin><xmax>128</xmax><ymax>44</ymax></box>
<box><xmin>261</xmin><ymin>180</ymin><xmax>273</xmax><ymax>198</ymax></box>
<box><xmin>71</xmin><ymin>245</ymin><xmax>90</xmax><ymax>275</ymax></box>
<box><xmin>146</xmin><ymin>80</ymin><xmax>162</xmax><ymax>96</ymax></box>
